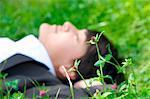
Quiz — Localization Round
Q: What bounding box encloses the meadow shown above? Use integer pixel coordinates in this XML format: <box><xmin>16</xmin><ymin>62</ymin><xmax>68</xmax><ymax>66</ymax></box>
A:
<box><xmin>0</xmin><ymin>0</ymin><xmax>150</xmax><ymax>98</ymax></box>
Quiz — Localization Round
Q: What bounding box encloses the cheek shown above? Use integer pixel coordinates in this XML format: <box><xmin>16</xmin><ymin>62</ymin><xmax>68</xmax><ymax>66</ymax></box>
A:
<box><xmin>74</xmin><ymin>45</ymin><xmax>87</xmax><ymax>58</ymax></box>
<box><xmin>52</xmin><ymin>37</ymin><xmax>74</xmax><ymax>54</ymax></box>
<box><xmin>56</xmin><ymin>37</ymin><xmax>86</xmax><ymax>58</ymax></box>
<box><xmin>51</xmin><ymin>35</ymin><xmax>84</xmax><ymax>61</ymax></box>
<box><xmin>64</xmin><ymin>45</ymin><xmax>85</xmax><ymax>60</ymax></box>
<box><xmin>62</xmin><ymin>40</ymin><xmax>86</xmax><ymax>59</ymax></box>
<box><xmin>58</xmin><ymin>41</ymin><xmax>78</xmax><ymax>60</ymax></box>
<box><xmin>57</xmin><ymin>37</ymin><xmax>77</xmax><ymax>52</ymax></box>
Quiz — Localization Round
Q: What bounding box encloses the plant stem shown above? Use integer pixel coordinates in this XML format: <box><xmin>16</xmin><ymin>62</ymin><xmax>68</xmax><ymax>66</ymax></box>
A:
<box><xmin>95</xmin><ymin>42</ymin><xmax>104</xmax><ymax>85</ymax></box>
<box><xmin>105</xmin><ymin>61</ymin><xmax>120</xmax><ymax>71</ymax></box>
<box><xmin>131</xmin><ymin>66</ymin><xmax>138</xmax><ymax>97</ymax></box>
<box><xmin>112</xmin><ymin>56</ymin><xmax>121</xmax><ymax>67</ymax></box>
<box><xmin>0</xmin><ymin>78</ymin><xmax>2</xmax><ymax>99</ymax></box>
<box><xmin>76</xmin><ymin>70</ymin><xmax>93</xmax><ymax>96</ymax></box>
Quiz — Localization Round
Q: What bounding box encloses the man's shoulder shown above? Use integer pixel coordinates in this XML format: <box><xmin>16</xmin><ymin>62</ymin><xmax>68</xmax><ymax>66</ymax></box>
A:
<box><xmin>1</xmin><ymin>54</ymin><xmax>61</xmax><ymax>87</ymax></box>
<box><xmin>0</xmin><ymin>54</ymin><xmax>49</xmax><ymax>71</ymax></box>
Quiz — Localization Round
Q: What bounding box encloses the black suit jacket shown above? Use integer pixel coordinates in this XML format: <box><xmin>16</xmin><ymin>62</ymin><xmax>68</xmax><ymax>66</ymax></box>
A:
<box><xmin>0</xmin><ymin>54</ymin><xmax>102</xmax><ymax>98</ymax></box>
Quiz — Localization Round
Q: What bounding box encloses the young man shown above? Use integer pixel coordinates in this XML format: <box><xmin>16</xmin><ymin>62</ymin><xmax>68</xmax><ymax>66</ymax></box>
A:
<box><xmin>0</xmin><ymin>22</ymin><xmax>124</xmax><ymax>98</ymax></box>
<box><xmin>0</xmin><ymin>22</ymin><xmax>103</xmax><ymax>98</ymax></box>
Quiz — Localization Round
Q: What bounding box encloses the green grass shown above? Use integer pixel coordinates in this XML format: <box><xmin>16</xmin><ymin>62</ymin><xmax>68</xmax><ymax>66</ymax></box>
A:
<box><xmin>0</xmin><ymin>0</ymin><xmax>150</xmax><ymax>98</ymax></box>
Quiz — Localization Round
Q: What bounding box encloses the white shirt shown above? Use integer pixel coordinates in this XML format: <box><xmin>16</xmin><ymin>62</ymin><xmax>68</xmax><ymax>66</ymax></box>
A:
<box><xmin>0</xmin><ymin>35</ymin><xmax>56</xmax><ymax>76</ymax></box>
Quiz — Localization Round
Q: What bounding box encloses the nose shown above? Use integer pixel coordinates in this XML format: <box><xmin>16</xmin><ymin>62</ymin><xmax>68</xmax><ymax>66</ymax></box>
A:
<box><xmin>64</xmin><ymin>21</ymin><xmax>72</xmax><ymax>27</ymax></box>
<box><xmin>63</xmin><ymin>22</ymin><xmax>78</xmax><ymax>33</ymax></box>
<box><xmin>80</xmin><ymin>29</ymin><xmax>87</xmax><ymax>33</ymax></box>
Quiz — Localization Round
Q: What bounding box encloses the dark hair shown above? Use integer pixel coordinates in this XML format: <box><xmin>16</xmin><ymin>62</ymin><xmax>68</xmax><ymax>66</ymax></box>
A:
<box><xmin>77</xmin><ymin>30</ymin><xmax>125</xmax><ymax>85</ymax></box>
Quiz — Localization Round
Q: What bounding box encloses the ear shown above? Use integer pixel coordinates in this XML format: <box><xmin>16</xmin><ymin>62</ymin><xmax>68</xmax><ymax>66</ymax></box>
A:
<box><xmin>58</xmin><ymin>66</ymin><xmax>66</xmax><ymax>78</ymax></box>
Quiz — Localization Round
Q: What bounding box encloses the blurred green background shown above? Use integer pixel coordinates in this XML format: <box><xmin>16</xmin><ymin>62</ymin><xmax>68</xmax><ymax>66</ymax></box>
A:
<box><xmin>0</xmin><ymin>0</ymin><xmax>150</xmax><ymax>96</ymax></box>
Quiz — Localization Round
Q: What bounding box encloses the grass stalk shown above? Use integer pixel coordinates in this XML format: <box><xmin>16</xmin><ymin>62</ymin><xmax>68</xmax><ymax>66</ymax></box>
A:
<box><xmin>76</xmin><ymin>70</ymin><xmax>93</xmax><ymax>96</ymax></box>
<box><xmin>62</xmin><ymin>66</ymin><xmax>74</xmax><ymax>99</ymax></box>
<box><xmin>55</xmin><ymin>88</ymin><xmax>61</xmax><ymax>99</ymax></box>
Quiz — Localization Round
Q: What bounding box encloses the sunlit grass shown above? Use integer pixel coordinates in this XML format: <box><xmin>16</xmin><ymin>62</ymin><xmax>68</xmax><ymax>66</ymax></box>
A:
<box><xmin>0</xmin><ymin>0</ymin><xmax>150</xmax><ymax>98</ymax></box>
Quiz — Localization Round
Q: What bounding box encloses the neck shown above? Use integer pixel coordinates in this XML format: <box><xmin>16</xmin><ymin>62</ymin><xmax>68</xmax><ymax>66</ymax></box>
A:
<box><xmin>39</xmin><ymin>34</ymin><xmax>59</xmax><ymax>68</ymax></box>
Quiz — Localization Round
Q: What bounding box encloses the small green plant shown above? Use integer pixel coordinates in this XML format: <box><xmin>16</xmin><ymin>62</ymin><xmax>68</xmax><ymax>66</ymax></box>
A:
<box><xmin>66</xmin><ymin>32</ymin><xmax>139</xmax><ymax>98</ymax></box>
<box><xmin>89</xmin><ymin>33</ymin><xmax>138</xmax><ymax>98</ymax></box>
<box><xmin>0</xmin><ymin>72</ymin><xmax>26</xmax><ymax>99</ymax></box>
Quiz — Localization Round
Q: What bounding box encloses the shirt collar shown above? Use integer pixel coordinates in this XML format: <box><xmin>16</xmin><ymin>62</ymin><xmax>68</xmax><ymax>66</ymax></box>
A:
<box><xmin>0</xmin><ymin>35</ymin><xmax>56</xmax><ymax>76</ymax></box>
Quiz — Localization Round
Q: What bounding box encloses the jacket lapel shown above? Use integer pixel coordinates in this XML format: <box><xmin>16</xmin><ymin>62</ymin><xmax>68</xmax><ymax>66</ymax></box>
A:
<box><xmin>0</xmin><ymin>54</ymin><xmax>33</xmax><ymax>71</ymax></box>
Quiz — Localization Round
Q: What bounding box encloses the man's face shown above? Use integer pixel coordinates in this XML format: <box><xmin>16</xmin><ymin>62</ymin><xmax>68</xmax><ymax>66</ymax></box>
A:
<box><xmin>39</xmin><ymin>22</ymin><xmax>87</xmax><ymax>76</ymax></box>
